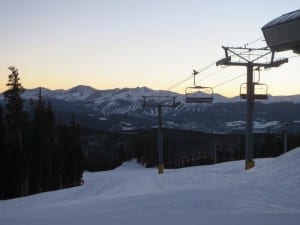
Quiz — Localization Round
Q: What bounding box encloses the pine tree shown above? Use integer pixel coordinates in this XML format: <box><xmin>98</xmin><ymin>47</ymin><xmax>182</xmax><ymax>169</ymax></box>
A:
<box><xmin>4</xmin><ymin>67</ymin><xmax>25</xmax><ymax>130</ymax></box>
<box><xmin>0</xmin><ymin>105</ymin><xmax>6</xmax><ymax>199</ymax></box>
<box><xmin>44</xmin><ymin>99</ymin><xmax>56</xmax><ymax>190</ymax></box>
<box><xmin>31</xmin><ymin>88</ymin><xmax>46</xmax><ymax>193</ymax></box>
<box><xmin>69</xmin><ymin>116</ymin><xmax>84</xmax><ymax>186</ymax></box>
<box><xmin>31</xmin><ymin>88</ymin><xmax>57</xmax><ymax>193</ymax></box>
<box><xmin>54</xmin><ymin>122</ymin><xmax>68</xmax><ymax>189</ymax></box>
<box><xmin>3</xmin><ymin>66</ymin><xmax>29</xmax><ymax>197</ymax></box>
<box><xmin>0</xmin><ymin>105</ymin><xmax>4</xmax><ymax>139</ymax></box>
<box><xmin>54</xmin><ymin>117</ymin><xmax>83</xmax><ymax>188</ymax></box>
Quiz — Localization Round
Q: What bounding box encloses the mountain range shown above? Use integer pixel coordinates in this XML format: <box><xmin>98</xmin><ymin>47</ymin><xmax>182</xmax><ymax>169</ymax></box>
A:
<box><xmin>1</xmin><ymin>85</ymin><xmax>300</xmax><ymax>133</ymax></box>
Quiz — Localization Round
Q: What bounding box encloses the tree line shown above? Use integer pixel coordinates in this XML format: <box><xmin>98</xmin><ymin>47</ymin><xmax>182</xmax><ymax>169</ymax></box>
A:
<box><xmin>83</xmin><ymin>128</ymin><xmax>300</xmax><ymax>172</ymax></box>
<box><xmin>0</xmin><ymin>67</ymin><xmax>84</xmax><ymax>199</ymax></box>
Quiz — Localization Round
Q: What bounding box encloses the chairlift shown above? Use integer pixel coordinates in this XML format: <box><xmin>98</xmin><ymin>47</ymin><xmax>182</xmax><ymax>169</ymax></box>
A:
<box><xmin>185</xmin><ymin>70</ymin><xmax>214</xmax><ymax>103</ymax></box>
<box><xmin>185</xmin><ymin>86</ymin><xmax>214</xmax><ymax>103</ymax></box>
<box><xmin>240</xmin><ymin>83</ymin><xmax>268</xmax><ymax>100</ymax></box>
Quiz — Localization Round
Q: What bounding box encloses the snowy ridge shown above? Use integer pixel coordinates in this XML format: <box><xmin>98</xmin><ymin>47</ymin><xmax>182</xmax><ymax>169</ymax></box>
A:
<box><xmin>1</xmin><ymin>85</ymin><xmax>298</xmax><ymax>104</ymax></box>
<box><xmin>265</xmin><ymin>94</ymin><xmax>300</xmax><ymax>104</ymax></box>
<box><xmin>1</xmin><ymin>85</ymin><xmax>299</xmax><ymax>132</ymax></box>
<box><xmin>1</xmin><ymin>147</ymin><xmax>300</xmax><ymax>225</ymax></box>
<box><xmin>225</xmin><ymin>120</ymin><xmax>282</xmax><ymax>130</ymax></box>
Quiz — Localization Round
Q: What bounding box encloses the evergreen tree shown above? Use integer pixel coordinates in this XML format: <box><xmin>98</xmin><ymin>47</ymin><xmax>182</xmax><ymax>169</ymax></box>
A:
<box><xmin>1</xmin><ymin>68</ymin><xmax>84</xmax><ymax>198</ymax></box>
<box><xmin>44</xmin><ymin>99</ymin><xmax>56</xmax><ymax>190</ymax></box>
<box><xmin>54</xmin><ymin>117</ymin><xmax>83</xmax><ymax>188</ymax></box>
<box><xmin>31</xmin><ymin>88</ymin><xmax>46</xmax><ymax>193</ymax></box>
<box><xmin>4</xmin><ymin>67</ymin><xmax>25</xmax><ymax>130</ymax></box>
<box><xmin>31</xmin><ymin>89</ymin><xmax>57</xmax><ymax>193</ymax></box>
<box><xmin>69</xmin><ymin>116</ymin><xmax>84</xmax><ymax>186</ymax></box>
<box><xmin>53</xmin><ymin>122</ymin><xmax>68</xmax><ymax>189</ymax></box>
<box><xmin>0</xmin><ymin>105</ymin><xmax>4</xmax><ymax>139</ymax></box>
<box><xmin>0</xmin><ymin>105</ymin><xmax>7</xmax><ymax>199</ymax></box>
<box><xmin>3</xmin><ymin>66</ymin><xmax>29</xmax><ymax>197</ymax></box>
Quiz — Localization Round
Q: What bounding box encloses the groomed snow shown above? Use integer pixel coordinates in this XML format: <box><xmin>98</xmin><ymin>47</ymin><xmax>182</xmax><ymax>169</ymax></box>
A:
<box><xmin>1</xmin><ymin>148</ymin><xmax>300</xmax><ymax>225</ymax></box>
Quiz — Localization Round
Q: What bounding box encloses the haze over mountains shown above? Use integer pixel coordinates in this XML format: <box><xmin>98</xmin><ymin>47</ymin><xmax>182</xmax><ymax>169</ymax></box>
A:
<box><xmin>1</xmin><ymin>85</ymin><xmax>300</xmax><ymax>133</ymax></box>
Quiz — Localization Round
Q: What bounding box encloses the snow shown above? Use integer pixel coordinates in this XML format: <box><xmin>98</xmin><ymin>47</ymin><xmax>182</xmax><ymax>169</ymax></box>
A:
<box><xmin>1</xmin><ymin>148</ymin><xmax>300</xmax><ymax>225</ymax></box>
<box><xmin>253</xmin><ymin>120</ymin><xmax>280</xmax><ymax>129</ymax></box>
<box><xmin>225</xmin><ymin>120</ymin><xmax>281</xmax><ymax>130</ymax></box>
<box><xmin>225</xmin><ymin>120</ymin><xmax>245</xmax><ymax>127</ymax></box>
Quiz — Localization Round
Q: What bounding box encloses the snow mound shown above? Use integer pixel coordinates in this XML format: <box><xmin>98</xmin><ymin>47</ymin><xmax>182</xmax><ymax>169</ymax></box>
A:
<box><xmin>113</xmin><ymin>159</ymin><xmax>146</xmax><ymax>171</ymax></box>
<box><xmin>278</xmin><ymin>146</ymin><xmax>300</xmax><ymax>159</ymax></box>
<box><xmin>259</xmin><ymin>147</ymin><xmax>300</xmax><ymax>180</ymax></box>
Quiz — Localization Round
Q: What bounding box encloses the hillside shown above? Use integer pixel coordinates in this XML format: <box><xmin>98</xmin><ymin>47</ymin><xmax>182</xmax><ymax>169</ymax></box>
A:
<box><xmin>1</xmin><ymin>147</ymin><xmax>300</xmax><ymax>225</ymax></box>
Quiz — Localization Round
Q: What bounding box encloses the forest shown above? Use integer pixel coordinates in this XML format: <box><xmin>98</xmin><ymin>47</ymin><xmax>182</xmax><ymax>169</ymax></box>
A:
<box><xmin>83</xmin><ymin>128</ymin><xmax>300</xmax><ymax>172</ymax></box>
<box><xmin>0</xmin><ymin>67</ymin><xmax>83</xmax><ymax>199</ymax></box>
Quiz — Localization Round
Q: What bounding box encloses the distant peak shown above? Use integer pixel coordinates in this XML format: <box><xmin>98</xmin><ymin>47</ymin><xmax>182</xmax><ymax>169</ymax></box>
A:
<box><xmin>68</xmin><ymin>85</ymin><xmax>97</xmax><ymax>91</ymax></box>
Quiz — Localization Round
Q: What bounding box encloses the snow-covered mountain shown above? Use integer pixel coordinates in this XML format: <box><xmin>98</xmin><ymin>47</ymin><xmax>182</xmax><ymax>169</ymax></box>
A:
<box><xmin>1</xmin><ymin>85</ymin><xmax>300</xmax><ymax>132</ymax></box>
<box><xmin>1</xmin><ymin>147</ymin><xmax>300</xmax><ymax>225</ymax></box>
<box><xmin>19</xmin><ymin>85</ymin><xmax>300</xmax><ymax>104</ymax></box>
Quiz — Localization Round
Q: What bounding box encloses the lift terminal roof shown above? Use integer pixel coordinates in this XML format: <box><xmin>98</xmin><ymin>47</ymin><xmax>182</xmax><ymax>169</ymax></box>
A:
<box><xmin>262</xmin><ymin>9</ymin><xmax>300</xmax><ymax>53</ymax></box>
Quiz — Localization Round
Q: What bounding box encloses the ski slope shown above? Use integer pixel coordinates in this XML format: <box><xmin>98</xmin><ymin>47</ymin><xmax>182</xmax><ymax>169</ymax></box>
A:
<box><xmin>1</xmin><ymin>148</ymin><xmax>300</xmax><ymax>225</ymax></box>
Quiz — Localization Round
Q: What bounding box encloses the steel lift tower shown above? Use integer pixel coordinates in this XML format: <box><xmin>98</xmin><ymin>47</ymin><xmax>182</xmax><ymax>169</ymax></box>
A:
<box><xmin>216</xmin><ymin>46</ymin><xmax>288</xmax><ymax>170</ymax></box>
<box><xmin>142</xmin><ymin>96</ymin><xmax>180</xmax><ymax>174</ymax></box>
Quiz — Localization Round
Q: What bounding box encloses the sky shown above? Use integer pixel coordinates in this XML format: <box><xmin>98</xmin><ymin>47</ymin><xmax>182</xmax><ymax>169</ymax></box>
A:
<box><xmin>0</xmin><ymin>0</ymin><xmax>299</xmax><ymax>97</ymax></box>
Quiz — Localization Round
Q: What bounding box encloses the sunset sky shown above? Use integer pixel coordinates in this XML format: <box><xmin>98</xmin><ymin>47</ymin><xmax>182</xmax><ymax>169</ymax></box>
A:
<box><xmin>0</xmin><ymin>0</ymin><xmax>299</xmax><ymax>97</ymax></box>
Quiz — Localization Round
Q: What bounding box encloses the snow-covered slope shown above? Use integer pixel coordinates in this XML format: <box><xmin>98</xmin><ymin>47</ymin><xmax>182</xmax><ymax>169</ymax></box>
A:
<box><xmin>1</xmin><ymin>147</ymin><xmax>300</xmax><ymax>225</ymax></box>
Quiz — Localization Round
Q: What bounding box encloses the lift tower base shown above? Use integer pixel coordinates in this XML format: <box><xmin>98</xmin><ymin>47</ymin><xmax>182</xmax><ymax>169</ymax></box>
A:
<box><xmin>245</xmin><ymin>160</ymin><xmax>255</xmax><ymax>170</ymax></box>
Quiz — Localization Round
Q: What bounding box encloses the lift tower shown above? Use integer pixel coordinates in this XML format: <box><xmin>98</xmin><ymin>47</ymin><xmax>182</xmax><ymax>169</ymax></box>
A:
<box><xmin>142</xmin><ymin>96</ymin><xmax>180</xmax><ymax>174</ymax></box>
<box><xmin>216</xmin><ymin>46</ymin><xmax>288</xmax><ymax>170</ymax></box>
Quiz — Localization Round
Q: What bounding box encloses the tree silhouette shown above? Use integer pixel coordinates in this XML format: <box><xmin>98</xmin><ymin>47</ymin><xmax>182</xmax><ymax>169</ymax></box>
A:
<box><xmin>3</xmin><ymin>66</ymin><xmax>30</xmax><ymax>197</ymax></box>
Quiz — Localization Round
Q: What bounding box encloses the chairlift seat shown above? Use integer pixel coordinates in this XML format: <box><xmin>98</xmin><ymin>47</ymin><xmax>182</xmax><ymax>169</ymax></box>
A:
<box><xmin>186</xmin><ymin>97</ymin><xmax>213</xmax><ymax>103</ymax></box>
<box><xmin>240</xmin><ymin>94</ymin><xmax>268</xmax><ymax>100</ymax></box>
<box><xmin>240</xmin><ymin>83</ymin><xmax>268</xmax><ymax>100</ymax></box>
<box><xmin>185</xmin><ymin>86</ymin><xmax>214</xmax><ymax>103</ymax></box>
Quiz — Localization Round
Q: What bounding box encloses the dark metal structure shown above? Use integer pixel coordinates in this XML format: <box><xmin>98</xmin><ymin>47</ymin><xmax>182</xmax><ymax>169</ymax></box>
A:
<box><xmin>262</xmin><ymin>9</ymin><xmax>300</xmax><ymax>54</ymax></box>
<box><xmin>142</xmin><ymin>96</ymin><xmax>179</xmax><ymax>174</ymax></box>
<box><xmin>217</xmin><ymin>46</ymin><xmax>288</xmax><ymax>170</ymax></box>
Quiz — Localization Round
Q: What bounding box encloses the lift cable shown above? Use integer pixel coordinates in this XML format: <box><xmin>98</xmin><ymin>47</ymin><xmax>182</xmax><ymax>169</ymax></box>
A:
<box><xmin>212</xmin><ymin>73</ymin><xmax>246</xmax><ymax>89</ymax></box>
<box><xmin>166</xmin><ymin>59</ymin><xmax>220</xmax><ymax>91</ymax></box>
<box><xmin>197</xmin><ymin>66</ymin><xmax>230</xmax><ymax>83</ymax></box>
<box><xmin>244</xmin><ymin>36</ymin><xmax>264</xmax><ymax>47</ymax></box>
<box><xmin>165</xmin><ymin>36</ymin><xmax>271</xmax><ymax>94</ymax></box>
<box><xmin>171</xmin><ymin>67</ymin><xmax>229</xmax><ymax>92</ymax></box>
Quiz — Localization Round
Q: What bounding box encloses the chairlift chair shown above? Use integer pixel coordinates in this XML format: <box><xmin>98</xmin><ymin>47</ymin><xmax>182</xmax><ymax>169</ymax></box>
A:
<box><xmin>185</xmin><ymin>70</ymin><xmax>214</xmax><ymax>103</ymax></box>
<box><xmin>240</xmin><ymin>83</ymin><xmax>268</xmax><ymax>100</ymax></box>
<box><xmin>185</xmin><ymin>86</ymin><xmax>214</xmax><ymax>103</ymax></box>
